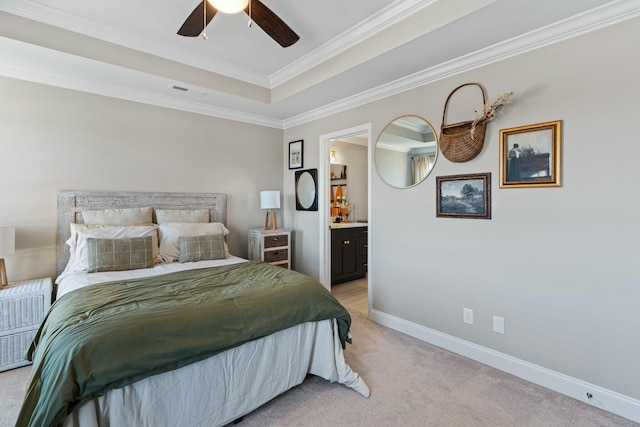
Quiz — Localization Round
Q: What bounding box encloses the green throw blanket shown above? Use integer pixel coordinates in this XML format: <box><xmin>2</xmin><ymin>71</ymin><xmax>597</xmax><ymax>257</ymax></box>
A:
<box><xmin>17</xmin><ymin>261</ymin><xmax>351</xmax><ymax>427</ymax></box>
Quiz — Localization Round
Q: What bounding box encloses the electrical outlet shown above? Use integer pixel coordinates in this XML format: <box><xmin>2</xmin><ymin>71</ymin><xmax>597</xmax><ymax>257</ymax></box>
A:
<box><xmin>493</xmin><ymin>316</ymin><xmax>505</xmax><ymax>334</ymax></box>
<box><xmin>463</xmin><ymin>308</ymin><xmax>473</xmax><ymax>324</ymax></box>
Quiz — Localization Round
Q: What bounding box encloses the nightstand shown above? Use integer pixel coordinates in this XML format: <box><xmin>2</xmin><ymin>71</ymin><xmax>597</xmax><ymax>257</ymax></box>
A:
<box><xmin>247</xmin><ymin>228</ymin><xmax>291</xmax><ymax>269</ymax></box>
<box><xmin>0</xmin><ymin>277</ymin><xmax>53</xmax><ymax>371</ymax></box>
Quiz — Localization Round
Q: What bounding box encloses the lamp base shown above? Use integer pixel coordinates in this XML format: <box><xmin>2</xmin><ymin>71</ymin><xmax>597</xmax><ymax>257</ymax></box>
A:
<box><xmin>0</xmin><ymin>258</ymin><xmax>7</xmax><ymax>288</ymax></box>
<box><xmin>264</xmin><ymin>211</ymin><xmax>277</xmax><ymax>230</ymax></box>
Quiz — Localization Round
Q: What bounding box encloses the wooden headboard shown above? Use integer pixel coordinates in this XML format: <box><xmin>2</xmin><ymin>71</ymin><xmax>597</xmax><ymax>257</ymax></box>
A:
<box><xmin>57</xmin><ymin>191</ymin><xmax>227</xmax><ymax>276</ymax></box>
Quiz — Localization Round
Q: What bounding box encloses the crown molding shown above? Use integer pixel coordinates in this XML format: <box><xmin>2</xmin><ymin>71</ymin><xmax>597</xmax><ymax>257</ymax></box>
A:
<box><xmin>1</xmin><ymin>1</ymin><xmax>637</xmax><ymax>130</ymax></box>
<box><xmin>0</xmin><ymin>0</ymin><xmax>438</xmax><ymax>90</ymax></box>
<box><xmin>0</xmin><ymin>51</ymin><xmax>283</xmax><ymax>129</ymax></box>
<box><xmin>0</xmin><ymin>0</ymin><xmax>271</xmax><ymax>87</ymax></box>
<box><xmin>283</xmin><ymin>0</ymin><xmax>640</xmax><ymax>129</ymax></box>
<box><xmin>269</xmin><ymin>0</ymin><xmax>434</xmax><ymax>87</ymax></box>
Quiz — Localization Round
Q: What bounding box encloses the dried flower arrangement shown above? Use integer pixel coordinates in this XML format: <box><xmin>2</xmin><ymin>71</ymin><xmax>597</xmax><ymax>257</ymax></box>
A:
<box><xmin>470</xmin><ymin>91</ymin><xmax>514</xmax><ymax>138</ymax></box>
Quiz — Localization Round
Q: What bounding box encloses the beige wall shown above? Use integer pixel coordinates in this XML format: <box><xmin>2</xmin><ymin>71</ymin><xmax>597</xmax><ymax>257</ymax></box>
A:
<box><xmin>285</xmin><ymin>17</ymin><xmax>640</xmax><ymax>404</ymax></box>
<box><xmin>0</xmin><ymin>78</ymin><xmax>284</xmax><ymax>282</ymax></box>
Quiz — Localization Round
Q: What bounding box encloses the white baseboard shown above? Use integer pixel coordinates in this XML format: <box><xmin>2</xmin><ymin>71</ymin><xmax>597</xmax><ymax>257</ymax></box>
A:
<box><xmin>369</xmin><ymin>309</ymin><xmax>640</xmax><ymax>424</ymax></box>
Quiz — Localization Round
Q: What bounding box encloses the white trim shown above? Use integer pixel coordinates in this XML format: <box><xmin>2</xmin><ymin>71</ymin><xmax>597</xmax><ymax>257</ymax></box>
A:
<box><xmin>270</xmin><ymin>0</ymin><xmax>434</xmax><ymax>86</ymax></box>
<box><xmin>283</xmin><ymin>0</ymin><xmax>640</xmax><ymax>128</ymax></box>
<box><xmin>0</xmin><ymin>51</ymin><xmax>283</xmax><ymax>129</ymax></box>
<box><xmin>1</xmin><ymin>0</ymin><xmax>435</xmax><ymax>89</ymax></box>
<box><xmin>0</xmin><ymin>0</ymin><xmax>270</xmax><ymax>87</ymax></box>
<box><xmin>2</xmin><ymin>1</ymin><xmax>637</xmax><ymax>129</ymax></box>
<box><xmin>369</xmin><ymin>309</ymin><xmax>640</xmax><ymax>424</ymax></box>
<box><xmin>318</xmin><ymin>124</ymin><xmax>372</xmax><ymax>291</ymax></box>
<box><xmin>366</xmin><ymin>129</ymin><xmax>374</xmax><ymax>317</ymax></box>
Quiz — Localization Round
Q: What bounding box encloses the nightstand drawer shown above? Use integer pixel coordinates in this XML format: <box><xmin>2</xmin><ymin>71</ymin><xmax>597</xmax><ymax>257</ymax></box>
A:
<box><xmin>0</xmin><ymin>329</ymin><xmax>37</xmax><ymax>371</ymax></box>
<box><xmin>0</xmin><ymin>293</ymin><xmax>47</xmax><ymax>331</ymax></box>
<box><xmin>264</xmin><ymin>235</ymin><xmax>288</xmax><ymax>249</ymax></box>
<box><xmin>0</xmin><ymin>277</ymin><xmax>53</xmax><ymax>371</ymax></box>
<box><xmin>247</xmin><ymin>228</ymin><xmax>292</xmax><ymax>270</ymax></box>
<box><xmin>264</xmin><ymin>249</ymin><xmax>288</xmax><ymax>263</ymax></box>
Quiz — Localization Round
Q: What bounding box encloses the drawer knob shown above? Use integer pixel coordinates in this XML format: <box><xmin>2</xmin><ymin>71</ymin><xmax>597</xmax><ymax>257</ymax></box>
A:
<box><xmin>343</xmin><ymin>240</ymin><xmax>350</xmax><ymax>245</ymax></box>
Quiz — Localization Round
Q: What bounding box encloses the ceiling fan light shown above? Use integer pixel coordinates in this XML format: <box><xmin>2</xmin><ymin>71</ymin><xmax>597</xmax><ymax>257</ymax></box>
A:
<box><xmin>208</xmin><ymin>0</ymin><xmax>249</xmax><ymax>14</ymax></box>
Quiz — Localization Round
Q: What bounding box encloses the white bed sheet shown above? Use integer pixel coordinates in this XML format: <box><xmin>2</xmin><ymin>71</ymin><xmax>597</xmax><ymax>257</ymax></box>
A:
<box><xmin>56</xmin><ymin>255</ymin><xmax>247</xmax><ymax>298</ymax></box>
<box><xmin>55</xmin><ymin>258</ymin><xmax>370</xmax><ymax>427</ymax></box>
<box><xmin>64</xmin><ymin>318</ymin><xmax>369</xmax><ymax>427</ymax></box>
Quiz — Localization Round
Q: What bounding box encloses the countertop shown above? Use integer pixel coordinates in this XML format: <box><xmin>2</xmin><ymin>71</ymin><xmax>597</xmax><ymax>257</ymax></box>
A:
<box><xmin>329</xmin><ymin>222</ymin><xmax>368</xmax><ymax>229</ymax></box>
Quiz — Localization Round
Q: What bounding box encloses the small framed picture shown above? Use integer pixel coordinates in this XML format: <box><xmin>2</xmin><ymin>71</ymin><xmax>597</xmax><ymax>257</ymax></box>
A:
<box><xmin>436</xmin><ymin>173</ymin><xmax>491</xmax><ymax>219</ymax></box>
<box><xmin>499</xmin><ymin>120</ymin><xmax>562</xmax><ymax>188</ymax></box>
<box><xmin>289</xmin><ymin>140</ymin><xmax>303</xmax><ymax>169</ymax></box>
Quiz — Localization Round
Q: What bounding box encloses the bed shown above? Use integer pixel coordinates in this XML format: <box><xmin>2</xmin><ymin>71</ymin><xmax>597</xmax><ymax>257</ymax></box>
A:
<box><xmin>17</xmin><ymin>191</ymin><xmax>369</xmax><ymax>427</ymax></box>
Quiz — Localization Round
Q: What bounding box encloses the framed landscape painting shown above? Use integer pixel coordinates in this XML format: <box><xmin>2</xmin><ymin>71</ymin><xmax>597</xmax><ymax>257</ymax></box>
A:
<box><xmin>436</xmin><ymin>173</ymin><xmax>491</xmax><ymax>219</ymax></box>
<box><xmin>499</xmin><ymin>120</ymin><xmax>562</xmax><ymax>188</ymax></box>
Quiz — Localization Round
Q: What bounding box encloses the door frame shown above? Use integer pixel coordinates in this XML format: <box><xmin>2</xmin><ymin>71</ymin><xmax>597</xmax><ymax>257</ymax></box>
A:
<box><xmin>318</xmin><ymin>124</ymin><xmax>372</xmax><ymax>299</ymax></box>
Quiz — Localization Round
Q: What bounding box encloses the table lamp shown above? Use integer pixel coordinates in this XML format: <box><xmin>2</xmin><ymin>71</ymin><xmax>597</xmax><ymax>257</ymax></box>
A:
<box><xmin>260</xmin><ymin>191</ymin><xmax>280</xmax><ymax>230</ymax></box>
<box><xmin>0</xmin><ymin>226</ymin><xmax>15</xmax><ymax>287</ymax></box>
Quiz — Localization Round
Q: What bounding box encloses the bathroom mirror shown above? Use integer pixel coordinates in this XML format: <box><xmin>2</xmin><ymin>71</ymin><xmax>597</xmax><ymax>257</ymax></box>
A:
<box><xmin>330</xmin><ymin>164</ymin><xmax>347</xmax><ymax>181</ymax></box>
<box><xmin>295</xmin><ymin>168</ymin><xmax>318</xmax><ymax>211</ymax></box>
<box><xmin>375</xmin><ymin>115</ymin><xmax>438</xmax><ymax>188</ymax></box>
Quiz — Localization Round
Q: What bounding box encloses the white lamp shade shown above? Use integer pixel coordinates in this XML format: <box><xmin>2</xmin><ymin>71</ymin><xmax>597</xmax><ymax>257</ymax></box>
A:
<box><xmin>260</xmin><ymin>191</ymin><xmax>280</xmax><ymax>210</ymax></box>
<box><xmin>0</xmin><ymin>227</ymin><xmax>15</xmax><ymax>255</ymax></box>
<box><xmin>209</xmin><ymin>0</ymin><xmax>248</xmax><ymax>14</ymax></box>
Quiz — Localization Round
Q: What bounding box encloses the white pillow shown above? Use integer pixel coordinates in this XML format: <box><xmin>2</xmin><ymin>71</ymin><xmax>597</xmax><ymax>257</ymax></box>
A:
<box><xmin>155</xmin><ymin>209</ymin><xmax>209</xmax><ymax>224</ymax></box>
<box><xmin>65</xmin><ymin>225</ymin><xmax>159</xmax><ymax>273</ymax></box>
<box><xmin>158</xmin><ymin>223</ymin><xmax>229</xmax><ymax>263</ymax></box>
<box><xmin>82</xmin><ymin>207</ymin><xmax>153</xmax><ymax>225</ymax></box>
<box><xmin>68</xmin><ymin>223</ymin><xmax>155</xmax><ymax>249</ymax></box>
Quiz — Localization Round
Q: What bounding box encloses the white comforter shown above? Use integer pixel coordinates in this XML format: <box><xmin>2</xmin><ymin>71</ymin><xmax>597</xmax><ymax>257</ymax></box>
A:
<box><xmin>56</xmin><ymin>259</ymin><xmax>370</xmax><ymax>427</ymax></box>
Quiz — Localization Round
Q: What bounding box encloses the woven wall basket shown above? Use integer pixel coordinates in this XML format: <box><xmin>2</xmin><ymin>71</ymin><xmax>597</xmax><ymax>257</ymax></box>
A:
<box><xmin>440</xmin><ymin>83</ymin><xmax>487</xmax><ymax>163</ymax></box>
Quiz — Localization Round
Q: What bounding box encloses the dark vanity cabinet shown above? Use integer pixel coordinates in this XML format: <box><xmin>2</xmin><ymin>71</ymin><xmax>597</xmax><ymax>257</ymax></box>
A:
<box><xmin>331</xmin><ymin>226</ymin><xmax>367</xmax><ymax>285</ymax></box>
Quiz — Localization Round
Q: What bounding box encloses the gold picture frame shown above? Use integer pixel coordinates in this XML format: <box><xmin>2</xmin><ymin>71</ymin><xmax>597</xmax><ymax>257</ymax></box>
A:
<box><xmin>499</xmin><ymin>120</ymin><xmax>562</xmax><ymax>188</ymax></box>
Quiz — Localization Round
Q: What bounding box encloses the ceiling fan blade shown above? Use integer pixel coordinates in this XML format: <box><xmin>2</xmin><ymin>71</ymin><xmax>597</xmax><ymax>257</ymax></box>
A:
<box><xmin>177</xmin><ymin>1</ymin><xmax>218</xmax><ymax>37</ymax></box>
<box><xmin>247</xmin><ymin>0</ymin><xmax>299</xmax><ymax>47</ymax></box>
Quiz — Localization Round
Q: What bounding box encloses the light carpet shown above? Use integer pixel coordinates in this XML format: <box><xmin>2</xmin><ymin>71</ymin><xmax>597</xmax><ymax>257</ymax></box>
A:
<box><xmin>1</xmin><ymin>312</ymin><xmax>637</xmax><ymax>427</ymax></box>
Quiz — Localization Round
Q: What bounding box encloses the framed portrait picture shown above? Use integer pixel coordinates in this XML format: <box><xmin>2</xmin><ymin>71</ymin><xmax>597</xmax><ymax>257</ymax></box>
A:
<box><xmin>289</xmin><ymin>140</ymin><xmax>303</xmax><ymax>169</ymax></box>
<box><xmin>436</xmin><ymin>173</ymin><xmax>491</xmax><ymax>219</ymax></box>
<box><xmin>499</xmin><ymin>120</ymin><xmax>562</xmax><ymax>188</ymax></box>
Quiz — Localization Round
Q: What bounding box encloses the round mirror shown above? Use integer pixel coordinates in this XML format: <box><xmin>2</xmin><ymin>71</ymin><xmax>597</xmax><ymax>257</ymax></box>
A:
<box><xmin>375</xmin><ymin>115</ymin><xmax>438</xmax><ymax>188</ymax></box>
<box><xmin>295</xmin><ymin>169</ymin><xmax>318</xmax><ymax>211</ymax></box>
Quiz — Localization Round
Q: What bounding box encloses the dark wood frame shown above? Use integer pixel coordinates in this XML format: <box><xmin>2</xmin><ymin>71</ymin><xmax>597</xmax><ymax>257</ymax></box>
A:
<box><xmin>295</xmin><ymin>169</ymin><xmax>318</xmax><ymax>211</ymax></box>
<box><xmin>499</xmin><ymin>120</ymin><xmax>562</xmax><ymax>188</ymax></box>
<box><xmin>436</xmin><ymin>173</ymin><xmax>491</xmax><ymax>219</ymax></box>
<box><xmin>288</xmin><ymin>139</ymin><xmax>304</xmax><ymax>169</ymax></box>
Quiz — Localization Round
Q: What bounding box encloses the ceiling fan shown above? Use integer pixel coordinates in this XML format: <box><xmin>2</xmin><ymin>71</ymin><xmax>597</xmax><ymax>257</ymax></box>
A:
<box><xmin>177</xmin><ymin>0</ymin><xmax>299</xmax><ymax>48</ymax></box>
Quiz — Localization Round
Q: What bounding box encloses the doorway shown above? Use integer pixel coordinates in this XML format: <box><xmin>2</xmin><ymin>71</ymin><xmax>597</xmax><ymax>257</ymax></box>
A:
<box><xmin>318</xmin><ymin>124</ymin><xmax>372</xmax><ymax>315</ymax></box>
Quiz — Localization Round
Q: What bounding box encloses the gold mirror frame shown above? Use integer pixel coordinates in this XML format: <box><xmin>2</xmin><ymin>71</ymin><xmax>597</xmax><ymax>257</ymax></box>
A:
<box><xmin>374</xmin><ymin>115</ymin><xmax>439</xmax><ymax>189</ymax></box>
